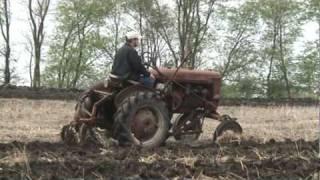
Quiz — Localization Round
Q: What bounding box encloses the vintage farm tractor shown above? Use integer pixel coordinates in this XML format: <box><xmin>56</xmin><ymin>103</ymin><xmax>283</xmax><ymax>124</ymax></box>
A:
<box><xmin>61</xmin><ymin>63</ymin><xmax>242</xmax><ymax>148</ymax></box>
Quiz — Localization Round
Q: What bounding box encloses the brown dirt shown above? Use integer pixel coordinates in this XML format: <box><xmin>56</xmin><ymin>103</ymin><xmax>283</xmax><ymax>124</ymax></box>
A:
<box><xmin>0</xmin><ymin>98</ymin><xmax>319</xmax><ymax>179</ymax></box>
<box><xmin>0</xmin><ymin>139</ymin><xmax>319</xmax><ymax>179</ymax></box>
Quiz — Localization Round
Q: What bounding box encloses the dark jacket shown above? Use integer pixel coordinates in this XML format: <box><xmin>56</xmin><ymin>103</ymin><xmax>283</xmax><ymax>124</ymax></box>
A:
<box><xmin>111</xmin><ymin>43</ymin><xmax>150</xmax><ymax>81</ymax></box>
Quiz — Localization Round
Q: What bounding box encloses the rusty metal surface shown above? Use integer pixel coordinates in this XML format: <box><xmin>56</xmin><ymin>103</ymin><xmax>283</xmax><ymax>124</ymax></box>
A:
<box><xmin>165</xmin><ymin>83</ymin><xmax>220</xmax><ymax>115</ymax></box>
<box><xmin>151</xmin><ymin>68</ymin><xmax>221</xmax><ymax>84</ymax></box>
<box><xmin>150</xmin><ymin>68</ymin><xmax>222</xmax><ymax>115</ymax></box>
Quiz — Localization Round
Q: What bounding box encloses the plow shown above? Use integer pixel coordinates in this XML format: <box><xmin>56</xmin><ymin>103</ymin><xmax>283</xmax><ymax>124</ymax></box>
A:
<box><xmin>61</xmin><ymin>61</ymin><xmax>243</xmax><ymax>148</ymax></box>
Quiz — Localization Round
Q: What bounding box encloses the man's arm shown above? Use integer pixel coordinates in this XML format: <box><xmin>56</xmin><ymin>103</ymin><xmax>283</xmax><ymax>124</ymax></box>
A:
<box><xmin>128</xmin><ymin>49</ymin><xmax>150</xmax><ymax>77</ymax></box>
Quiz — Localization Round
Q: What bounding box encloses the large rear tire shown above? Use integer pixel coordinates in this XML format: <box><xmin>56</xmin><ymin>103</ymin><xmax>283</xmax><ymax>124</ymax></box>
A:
<box><xmin>113</xmin><ymin>92</ymin><xmax>170</xmax><ymax>148</ymax></box>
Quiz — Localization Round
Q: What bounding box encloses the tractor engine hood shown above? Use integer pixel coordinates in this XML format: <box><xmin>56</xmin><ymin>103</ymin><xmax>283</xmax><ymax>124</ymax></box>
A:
<box><xmin>151</xmin><ymin>68</ymin><xmax>221</xmax><ymax>84</ymax></box>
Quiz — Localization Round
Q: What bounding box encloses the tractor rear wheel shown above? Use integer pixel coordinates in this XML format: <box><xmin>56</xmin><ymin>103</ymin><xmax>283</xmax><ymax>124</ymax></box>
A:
<box><xmin>113</xmin><ymin>92</ymin><xmax>170</xmax><ymax>148</ymax></box>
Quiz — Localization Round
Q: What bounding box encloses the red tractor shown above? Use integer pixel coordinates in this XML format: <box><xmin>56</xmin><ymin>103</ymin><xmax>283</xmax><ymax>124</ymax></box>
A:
<box><xmin>61</xmin><ymin>66</ymin><xmax>242</xmax><ymax>148</ymax></box>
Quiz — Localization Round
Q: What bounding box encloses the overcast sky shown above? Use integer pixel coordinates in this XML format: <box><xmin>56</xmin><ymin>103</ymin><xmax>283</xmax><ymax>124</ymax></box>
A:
<box><xmin>1</xmin><ymin>0</ymin><xmax>318</xmax><ymax>85</ymax></box>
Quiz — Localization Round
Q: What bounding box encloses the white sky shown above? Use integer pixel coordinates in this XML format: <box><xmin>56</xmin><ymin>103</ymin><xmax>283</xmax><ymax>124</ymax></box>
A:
<box><xmin>1</xmin><ymin>0</ymin><xmax>318</xmax><ymax>85</ymax></box>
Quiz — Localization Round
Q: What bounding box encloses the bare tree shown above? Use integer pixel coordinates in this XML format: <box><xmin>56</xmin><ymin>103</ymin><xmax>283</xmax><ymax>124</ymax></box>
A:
<box><xmin>0</xmin><ymin>0</ymin><xmax>11</xmax><ymax>84</ymax></box>
<box><xmin>57</xmin><ymin>28</ymin><xmax>74</xmax><ymax>88</ymax></box>
<box><xmin>28</xmin><ymin>0</ymin><xmax>50</xmax><ymax>88</ymax></box>
<box><xmin>266</xmin><ymin>16</ymin><xmax>278</xmax><ymax>98</ymax></box>
<box><xmin>278</xmin><ymin>17</ymin><xmax>291</xmax><ymax>98</ymax></box>
<box><xmin>127</xmin><ymin>0</ymin><xmax>169</xmax><ymax>66</ymax></box>
<box><xmin>151</xmin><ymin>0</ymin><xmax>216</xmax><ymax>68</ymax></box>
<box><xmin>101</xmin><ymin>4</ymin><xmax>123</xmax><ymax>62</ymax></box>
<box><xmin>71</xmin><ymin>18</ymin><xmax>87</xmax><ymax>88</ymax></box>
<box><xmin>24</xmin><ymin>35</ymin><xmax>34</xmax><ymax>87</ymax></box>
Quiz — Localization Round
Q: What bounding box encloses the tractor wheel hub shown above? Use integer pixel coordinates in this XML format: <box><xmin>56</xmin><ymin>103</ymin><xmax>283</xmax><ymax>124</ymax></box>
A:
<box><xmin>131</xmin><ymin>107</ymin><xmax>158</xmax><ymax>141</ymax></box>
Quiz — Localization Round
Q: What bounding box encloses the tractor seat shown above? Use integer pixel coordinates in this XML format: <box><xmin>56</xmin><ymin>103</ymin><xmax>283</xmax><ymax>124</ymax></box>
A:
<box><xmin>127</xmin><ymin>80</ymin><xmax>140</xmax><ymax>85</ymax></box>
<box><xmin>104</xmin><ymin>74</ymin><xmax>140</xmax><ymax>88</ymax></box>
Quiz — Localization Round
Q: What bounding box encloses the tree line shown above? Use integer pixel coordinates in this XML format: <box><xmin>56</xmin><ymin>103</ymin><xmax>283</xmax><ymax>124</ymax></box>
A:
<box><xmin>0</xmin><ymin>0</ymin><xmax>319</xmax><ymax>99</ymax></box>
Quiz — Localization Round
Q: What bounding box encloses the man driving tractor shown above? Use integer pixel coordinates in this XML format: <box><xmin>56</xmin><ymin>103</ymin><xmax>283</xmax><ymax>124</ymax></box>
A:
<box><xmin>61</xmin><ymin>31</ymin><xmax>242</xmax><ymax>149</ymax></box>
<box><xmin>111</xmin><ymin>31</ymin><xmax>154</xmax><ymax>88</ymax></box>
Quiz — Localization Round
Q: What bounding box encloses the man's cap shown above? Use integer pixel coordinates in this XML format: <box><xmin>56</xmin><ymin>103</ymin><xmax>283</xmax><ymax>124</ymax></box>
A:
<box><xmin>125</xmin><ymin>31</ymin><xmax>142</xmax><ymax>40</ymax></box>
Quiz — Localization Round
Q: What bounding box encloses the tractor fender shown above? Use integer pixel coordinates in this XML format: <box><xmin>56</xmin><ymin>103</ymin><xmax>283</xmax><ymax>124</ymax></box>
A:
<box><xmin>114</xmin><ymin>85</ymin><xmax>156</xmax><ymax>108</ymax></box>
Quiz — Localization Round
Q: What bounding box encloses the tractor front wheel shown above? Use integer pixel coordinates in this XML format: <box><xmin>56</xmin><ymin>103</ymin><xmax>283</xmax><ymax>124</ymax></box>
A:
<box><xmin>113</xmin><ymin>92</ymin><xmax>170</xmax><ymax>148</ymax></box>
<box><xmin>172</xmin><ymin>112</ymin><xmax>202</xmax><ymax>142</ymax></box>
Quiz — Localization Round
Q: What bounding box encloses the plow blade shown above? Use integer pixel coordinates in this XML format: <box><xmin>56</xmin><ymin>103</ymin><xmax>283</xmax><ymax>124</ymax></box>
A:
<box><xmin>213</xmin><ymin>120</ymin><xmax>243</xmax><ymax>142</ymax></box>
